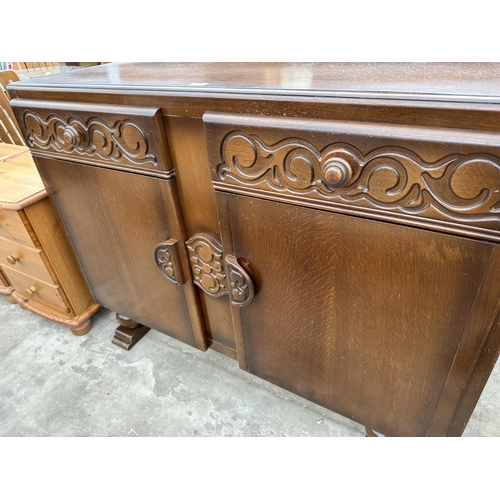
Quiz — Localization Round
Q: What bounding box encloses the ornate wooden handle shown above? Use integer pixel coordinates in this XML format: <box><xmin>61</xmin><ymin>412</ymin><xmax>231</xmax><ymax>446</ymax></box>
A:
<box><xmin>154</xmin><ymin>239</ymin><xmax>186</xmax><ymax>285</ymax></box>
<box><xmin>224</xmin><ymin>254</ymin><xmax>255</xmax><ymax>307</ymax></box>
<box><xmin>25</xmin><ymin>286</ymin><xmax>37</xmax><ymax>297</ymax></box>
<box><xmin>6</xmin><ymin>253</ymin><xmax>20</xmax><ymax>265</ymax></box>
<box><xmin>185</xmin><ymin>233</ymin><xmax>255</xmax><ymax>307</ymax></box>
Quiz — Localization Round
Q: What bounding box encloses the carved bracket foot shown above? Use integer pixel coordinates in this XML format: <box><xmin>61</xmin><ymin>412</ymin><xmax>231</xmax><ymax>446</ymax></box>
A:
<box><xmin>112</xmin><ymin>314</ymin><xmax>150</xmax><ymax>350</ymax></box>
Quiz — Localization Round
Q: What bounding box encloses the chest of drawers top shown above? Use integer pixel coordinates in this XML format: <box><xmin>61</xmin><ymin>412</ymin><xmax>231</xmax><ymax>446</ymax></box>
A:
<box><xmin>0</xmin><ymin>145</ymin><xmax>46</xmax><ymax>210</ymax></box>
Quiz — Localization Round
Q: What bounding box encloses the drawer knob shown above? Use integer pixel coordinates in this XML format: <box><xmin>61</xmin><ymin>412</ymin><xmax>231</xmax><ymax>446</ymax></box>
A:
<box><xmin>322</xmin><ymin>158</ymin><xmax>352</xmax><ymax>188</ymax></box>
<box><xmin>25</xmin><ymin>286</ymin><xmax>37</xmax><ymax>297</ymax></box>
<box><xmin>62</xmin><ymin>126</ymin><xmax>82</xmax><ymax>148</ymax></box>
<box><xmin>6</xmin><ymin>253</ymin><xmax>20</xmax><ymax>265</ymax></box>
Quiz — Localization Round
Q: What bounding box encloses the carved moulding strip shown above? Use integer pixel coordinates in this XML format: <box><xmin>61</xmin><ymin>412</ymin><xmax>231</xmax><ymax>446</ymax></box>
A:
<box><xmin>154</xmin><ymin>239</ymin><xmax>186</xmax><ymax>285</ymax></box>
<box><xmin>185</xmin><ymin>233</ymin><xmax>254</xmax><ymax>307</ymax></box>
<box><xmin>22</xmin><ymin>110</ymin><xmax>158</xmax><ymax>167</ymax></box>
<box><xmin>216</xmin><ymin>131</ymin><xmax>500</xmax><ymax>227</ymax></box>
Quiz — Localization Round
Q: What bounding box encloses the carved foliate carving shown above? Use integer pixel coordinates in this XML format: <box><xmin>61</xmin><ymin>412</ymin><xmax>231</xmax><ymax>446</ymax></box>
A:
<box><xmin>22</xmin><ymin>111</ymin><xmax>157</xmax><ymax>167</ymax></box>
<box><xmin>217</xmin><ymin>131</ymin><xmax>500</xmax><ymax>225</ymax></box>
<box><xmin>185</xmin><ymin>233</ymin><xmax>254</xmax><ymax>306</ymax></box>
<box><xmin>154</xmin><ymin>240</ymin><xmax>186</xmax><ymax>285</ymax></box>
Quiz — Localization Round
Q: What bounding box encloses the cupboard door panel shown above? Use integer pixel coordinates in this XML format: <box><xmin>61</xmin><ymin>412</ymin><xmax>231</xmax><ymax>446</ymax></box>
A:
<box><xmin>36</xmin><ymin>157</ymin><xmax>204</xmax><ymax>348</ymax></box>
<box><xmin>225</xmin><ymin>194</ymin><xmax>494</xmax><ymax>436</ymax></box>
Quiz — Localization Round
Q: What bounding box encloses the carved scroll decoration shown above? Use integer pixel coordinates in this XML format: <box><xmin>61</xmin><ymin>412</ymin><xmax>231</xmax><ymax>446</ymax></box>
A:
<box><xmin>185</xmin><ymin>233</ymin><xmax>254</xmax><ymax>307</ymax></box>
<box><xmin>22</xmin><ymin>111</ymin><xmax>157</xmax><ymax>166</ymax></box>
<box><xmin>217</xmin><ymin>131</ymin><xmax>500</xmax><ymax>225</ymax></box>
<box><xmin>154</xmin><ymin>240</ymin><xmax>186</xmax><ymax>285</ymax></box>
<box><xmin>186</xmin><ymin>233</ymin><xmax>227</xmax><ymax>297</ymax></box>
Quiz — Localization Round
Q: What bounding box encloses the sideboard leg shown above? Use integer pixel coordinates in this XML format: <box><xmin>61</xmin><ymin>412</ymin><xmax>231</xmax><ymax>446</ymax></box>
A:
<box><xmin>70</xmin><ymin>319</ymin><xmax>92</xmax><ymax>336</ymax></box>
<box><xmin>365</xmin><ymin>427</ymin><xmax>387</xmax><ymax>437</ymax></box>
<box><xmin>112</xmin><ymin>313</ymin><xmax>150</xmax><ymax>350</ymax></box>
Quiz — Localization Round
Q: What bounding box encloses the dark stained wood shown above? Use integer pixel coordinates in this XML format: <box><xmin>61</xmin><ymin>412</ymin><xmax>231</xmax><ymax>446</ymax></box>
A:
<box><xmin>113</xmin><ymin>314</ymin><xmax>150</xmax><ymax>350</ymax></box>
<box><xmin>426</xmin><ymin>246</ymin><xmax>500</xmax><ymax>436</ymax></box>
<box><xmin>222</xmin><ymin>194</ymin><xmax>494</xmax><ymax>437</ymax></box>
<box><xmin>9</xmin><ymin>63</ymin><xmax>500</xmax><ymax>437</ymax></box>
<box><xmin>35</xmin><ymin>156</ymin><xmax>205</xmax><ymax>349</ymax></box>
<box><xmin>165</xmin><ymin>115</ymin><xmax>235</xmax><ymax>350</ymax></box>
<box><xmin>11</xmin><ymin>100</ymin><xmax>174</xmax><ymax>177</ymax></box>
<box><xmin>446</xmin><ymin>308</ymin><xmax>500</xmax><ymax>436</ymax></box>
<box><xmin>9</xmin><ymin>63</ymin><xmax>500</xmax><ymax>103</ymax></box>
<box><xmin>204</xmin><ymin>113</ymin><xmax>500</xmax><ymax>243</ymax></box>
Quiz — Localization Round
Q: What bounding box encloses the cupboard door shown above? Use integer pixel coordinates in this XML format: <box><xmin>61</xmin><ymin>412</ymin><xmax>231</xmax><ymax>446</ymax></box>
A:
<box><xmin>35</xmin><ymin>157</ymin><xmax>207</xmax><ymax>350</ymax></box>
<box><xmin>219</xmin><ymin>193</ymin><xmax>498</xmax><ymax>436</ymax></box>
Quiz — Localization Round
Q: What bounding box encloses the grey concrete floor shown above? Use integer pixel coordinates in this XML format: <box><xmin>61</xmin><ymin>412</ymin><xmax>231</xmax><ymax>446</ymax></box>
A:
<box><xmin>0</xmin><ymin>298</ymin><xmax>499</xmax><ymax>437</ymax></box>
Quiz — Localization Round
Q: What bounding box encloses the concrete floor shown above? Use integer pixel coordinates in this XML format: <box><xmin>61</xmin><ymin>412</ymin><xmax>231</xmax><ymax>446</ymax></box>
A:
<box><xmin>0</xmin><ymin>298</ymin><xmax>499</xmax><ymax>437</ymax></box>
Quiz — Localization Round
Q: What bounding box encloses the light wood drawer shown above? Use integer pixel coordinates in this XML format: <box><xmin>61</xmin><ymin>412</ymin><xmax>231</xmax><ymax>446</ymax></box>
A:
<box><xmin>0</xmin><ymin>236</ymin><xmax>53</xmax><ymax>283</ymax></box>
<box><xmin>0</xmin><ymin>209</ymin><xmax>35</xmax><ymax>246</ymax></box>
<box><xmin>4</xmin><ymin>266</ymin><xmax>70</xmax><ymax>315</ymax></box>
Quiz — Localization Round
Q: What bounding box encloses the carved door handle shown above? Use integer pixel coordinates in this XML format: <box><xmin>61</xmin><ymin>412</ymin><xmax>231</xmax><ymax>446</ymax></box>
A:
<box><xmin>224</xmin><ymin>254</ymin><xmax>255</xmax><ymax>307</ymax></box>
<box><xmin>154</xmin><ymin>239</ymin><xmax>186</xmax><ymax>285</ymax></box>
<box><xmin>185</xmin><ymin>233</ymin><xmax>255</xmax><ymax>307</ymax></box>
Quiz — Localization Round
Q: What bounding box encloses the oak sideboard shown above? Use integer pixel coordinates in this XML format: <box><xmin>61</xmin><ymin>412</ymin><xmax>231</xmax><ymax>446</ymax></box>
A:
<box><xmin>8</xmin><ymin>63</ymin><xmax>500</xmax><ymax>437</ymax></box>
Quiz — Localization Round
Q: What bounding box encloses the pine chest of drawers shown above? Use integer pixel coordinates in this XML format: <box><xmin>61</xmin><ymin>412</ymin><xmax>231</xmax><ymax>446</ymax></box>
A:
<box><xmin>0</xmin><ymin>143</ymin><xmax>100</xmax><ymax>334</ymax></box>
<box><xmin>8</xmin><ymin>63</ymin><xmax>500</xmax><ymax>436</ymax></box>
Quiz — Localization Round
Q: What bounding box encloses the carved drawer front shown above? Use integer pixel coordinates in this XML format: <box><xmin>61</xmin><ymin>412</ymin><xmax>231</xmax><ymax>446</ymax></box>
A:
<box><xmin>204</xmin><ymin>113</ymin><xmax>500</xmax><ymax>243</ymax></box>
<box><xmin>0</xmin><ymin>236</ymin><xmax>53</xmax><ymax>283</ymax></box>
<box><xmin>0</xmin><ymin>209</ymin><xmax>35</xmax><ymax>246</ymax></box>
<box><xmin>11</xmin><ymin>100</ymin><xmax>174</xmax><ymax>178</ymax></box>
<box><xmin>5</xmin><ymin>266</ymin><xmax>70</xmax><ymax>315</ymax></box>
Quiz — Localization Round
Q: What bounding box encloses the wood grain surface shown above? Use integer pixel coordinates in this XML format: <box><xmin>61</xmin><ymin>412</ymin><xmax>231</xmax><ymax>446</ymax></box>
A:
<box><xmin>223</xmin><ymin>194</ymin><xmax>494</xmax><ymax>436</ymax></box>
<box><xmin>0</xmin><ymin>145</ymin><xmax>45</xmax><ymax>209</ymax></box>
<box><xmin>36</xmin><ymin>157</ymin><xmax>201</xmax><ymax>348</ymax></box>
<box><xmin>9</xmin><ymin>63</ymin><xmax>500</xmax><ymax>102</ymax></box>
<box><xmin>9</xmin><ymin>63</ymin><xmax>500</xmax><ymax>436</ymax></box>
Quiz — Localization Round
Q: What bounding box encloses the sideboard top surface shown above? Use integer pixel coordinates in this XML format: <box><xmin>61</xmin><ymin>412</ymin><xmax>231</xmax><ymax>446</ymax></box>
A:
<box><xmin>8</xmin><ymin>63</ymin><xmax>500</xmax><ymax>104</ymax></box>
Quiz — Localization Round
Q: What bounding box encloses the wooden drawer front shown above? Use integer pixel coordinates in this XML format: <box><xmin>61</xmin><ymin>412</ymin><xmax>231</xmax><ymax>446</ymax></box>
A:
<box><xmin>0</xmin><ymin>208</ymin><xmax>35</xmax><ymax>246</ymax></box>
<box><xmin>11</xmin><ymin>100</ymin><xmax>174</xmax><ymax>177</ymax></box>
<box><xmin>204</xmin><ymin>113</ymin><xmax>500</xmax><ymax>243</ymax></box>
<box><xmin>0</xmin><ymin>236</ymin><xmax>53</xmax><ymax>283</ymax></box>
<box><xmin>4</xmin><ymin>266</ymin><xmax>70</xmax><ymax>314</ymax></box>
